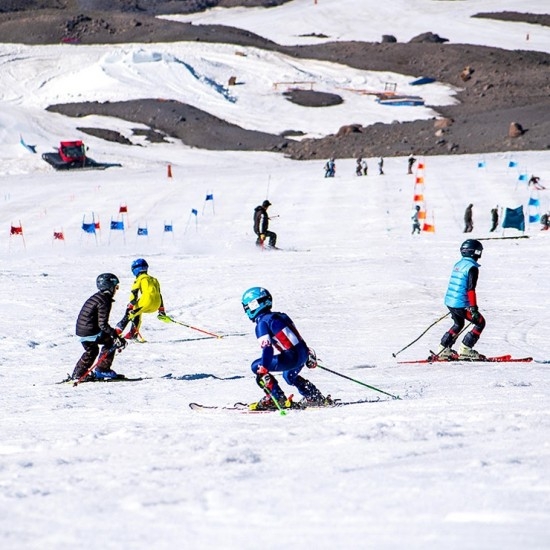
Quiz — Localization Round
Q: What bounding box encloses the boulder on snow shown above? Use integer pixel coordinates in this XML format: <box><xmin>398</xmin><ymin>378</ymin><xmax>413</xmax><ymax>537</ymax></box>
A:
<box><xmin>508</xmin><ymin>122</ymin><xmax>525</xmax><ymax>138</ymax></box>
<box><xmin>336</xmin><ymin>124</ymin><xmax>363</xmax><ymax>137</ymax></box>
<box><xmin>409</xmin><ymin>32</ymin><xmax>448</xmax><ymax>44</ymax></box>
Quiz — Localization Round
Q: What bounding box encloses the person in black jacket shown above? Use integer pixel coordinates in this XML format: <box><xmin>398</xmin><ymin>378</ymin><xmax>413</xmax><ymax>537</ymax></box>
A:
<box><xmin>71</xmin><ymin>273</ymin><xmax>127</xmax><ymax>381</ymax></box>
<box><xmin>253</xmin><ymin>200</ymin><xmax>277</xmax><ymax>248</ymax></box>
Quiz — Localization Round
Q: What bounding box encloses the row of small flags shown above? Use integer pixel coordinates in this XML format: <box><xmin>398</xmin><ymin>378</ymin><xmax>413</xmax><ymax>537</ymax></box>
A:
<box><xmin>8</xmin><ymin>194</ymin><xmax>216</xmax><ymax>247</ymax></box>
<box><xmin>477</xmin><ymin>158</ymin><xmax>534</xmax><ymax>183</ymax></box>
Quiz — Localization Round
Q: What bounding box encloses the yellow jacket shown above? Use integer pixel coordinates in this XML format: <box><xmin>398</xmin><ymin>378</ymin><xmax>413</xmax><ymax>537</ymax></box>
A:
<box><xmin>128</xmin><ymin>273</ymin><xmax>163</xmax><ymax>316</ymax></box>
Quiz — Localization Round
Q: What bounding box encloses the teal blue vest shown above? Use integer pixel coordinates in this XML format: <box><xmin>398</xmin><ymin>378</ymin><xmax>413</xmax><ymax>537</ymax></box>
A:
<box><xmin>444</xmin><ymin>257</ymin><xmax>479</xmax><ymax>308</ymax></box>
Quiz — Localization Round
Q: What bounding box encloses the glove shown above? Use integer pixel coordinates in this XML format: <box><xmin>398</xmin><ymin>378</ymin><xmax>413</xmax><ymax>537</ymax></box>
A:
<box><xmin>468</xmin><ymin>306</ymin><xmax>481</xmax><ymax>323</ymax></box>
<box><xmin>114</xmin><ymin>335</ymin><xmax>127</xmax><ymax>351</ymax></box>
<box><xmin>260</xmin><ymin>234</ymin><xmax>266</xmax><ymax>241</ymax></box>
<box><xmin>157</xmin><ymin>309</ymin><xmax>170</xmax><ymax>322</ymax></box>
<box><xmin>306</xmin><ymin>348</ymin><xmax>317</xmax><ymax>369</ymax></box>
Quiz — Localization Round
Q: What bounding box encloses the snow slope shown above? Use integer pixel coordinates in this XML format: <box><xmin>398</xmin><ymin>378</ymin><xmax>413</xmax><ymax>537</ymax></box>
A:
<box><xmin>0</xmin><ymin>2</ymin><xmax>549</xmax><ymax>549</ymax></box>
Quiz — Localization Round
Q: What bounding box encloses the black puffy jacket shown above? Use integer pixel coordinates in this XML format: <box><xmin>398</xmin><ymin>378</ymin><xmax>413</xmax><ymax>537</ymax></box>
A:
<box><xmin>253</xmin><ymin>206</ymin><xmax>268</xmax><ymax>235</ymax></box>
<box><xmin>75</xmin><ymin>291</ymin><xmax>116</xmax><ymax>337</ymax></box>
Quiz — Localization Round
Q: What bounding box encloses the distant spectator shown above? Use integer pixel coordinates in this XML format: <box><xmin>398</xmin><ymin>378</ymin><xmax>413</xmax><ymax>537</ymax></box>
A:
<box><xmin>362</xmin><ymin>159</ymin><xmax>368</xmax><ymax>176</ymax></box>
<box><xmin>408</xmin><ymin>155</ymin><xmax>417</xmax><ymax>174</ymax></box>
<box><xmin>378</xmin><ymin>157</ymin><xmax>384</xmax><ymax>175</ymax></box>
<box><xmin>324</xmin><ymin>158</ymin><xmax>335</xmax><ymax>178</ymax></box>
<box><xmin>464</xmin><ymin>204</ymin><xmax>474</xmax><ymax>233</ymax></box>
<box><xmin>412</xmin><ymin>205</ymin><xmax>422</xmax><ymax>235</ymax></box>
<box><xmin>541</xmin><ymin>212</ymin><xmax>550</xmax><ymax>231</ymax></box>
<box><xmin>355</xmin><ymin>157</ymin><xmax>363</xmax><ymax>176</ymax></box>
<box><xmin>490</xmin><ymin>207</ymin><xmax>499</xmax><ymax>232</ymax></box>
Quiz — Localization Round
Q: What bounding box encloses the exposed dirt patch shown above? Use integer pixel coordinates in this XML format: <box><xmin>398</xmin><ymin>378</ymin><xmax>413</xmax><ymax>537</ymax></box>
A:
<box><xmin>1</xmin><ymin>4</ymin><xmax>549</xmax><ymax>159</ymax></box>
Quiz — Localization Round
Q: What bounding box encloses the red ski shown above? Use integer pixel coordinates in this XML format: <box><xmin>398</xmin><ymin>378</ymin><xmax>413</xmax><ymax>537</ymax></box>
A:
<box><xmin>398</xmin><ymin>354</ymin><xmax>533</xmax><ymax>364</ymax></box>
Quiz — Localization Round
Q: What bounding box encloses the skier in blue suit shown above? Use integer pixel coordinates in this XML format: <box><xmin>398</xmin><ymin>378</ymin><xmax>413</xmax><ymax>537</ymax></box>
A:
<box><xmin>435</xmin><ymin>239</ymin><xmax>486</xmax><ymax>360</ymax></box>
<box><xmin>242</xmin><ymin>287</ymin><xmax>330</xmax><ymax>410</ymax></box>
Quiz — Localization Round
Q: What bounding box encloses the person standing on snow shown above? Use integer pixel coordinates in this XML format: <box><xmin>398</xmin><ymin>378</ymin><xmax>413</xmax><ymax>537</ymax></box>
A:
<box><xmin>362</xmin><ymin>158</ymin><xmax>368</xmax><ymax>176</ymax></box>
<box><xmin>434</xmin><ymin>239</ymin><xmax>486</xmax><ymax>361</ymax></box>
<box><xmin>412</xmin><ymin>205</ymin><xmax>422</xmax><ymax>234</ymax></box>
<box><xmin>241</xmin><ymin>287</ymin><xmax>330</xmax><ymax>410</ymax></box>
<box><xmin>71</xmin><ymin>273</ymin><xmax>127</xmax><ymax>381</ymax></box>
<box><xmin>407</xmin><ymin>155</ymin><xmax>417</xmax><ymax>174</ymax></box>
<box><xmin>324</xmin><ymin>158</ymin><xmax>336</xmax><ymax>177</ymax></box>
<box><xmin>378</xmin><ymin>157</ymin><xmax>384</xmax><ymax>175</ymax></box>
<box><xmin>464</xmin><ymin>203</ymin><xmax>474</xmax><ymax>233</ymax></box>
<box><xmin>253</xmin><ymin>200</ymin><xmax>277</xmax><ymax>248</ymax></box>
<box><xmin>490</xmin><ymin>207</ymin><xmax>499</xmax><ymax>232</ymax></box>
<box><xmin>116</xmin><ymin>258</ymin><xmax>165</xmax><ymax>341</ymax></box>
<box><xmin>356</xmin><ymin>157</ymin><xmax>363</xmax><ymax>176</ymax></box>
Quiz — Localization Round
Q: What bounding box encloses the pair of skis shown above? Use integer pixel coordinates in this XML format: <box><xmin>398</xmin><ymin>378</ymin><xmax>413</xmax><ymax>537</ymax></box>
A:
<box><xmin>398</xmin><ymin>354</ymin><xmax>533</xmax><ymax>364</ymax></box>
<box><xmin>189</xmin><ymin>397</ymin><xmax>380</xmax><ymax>414</ymax></box>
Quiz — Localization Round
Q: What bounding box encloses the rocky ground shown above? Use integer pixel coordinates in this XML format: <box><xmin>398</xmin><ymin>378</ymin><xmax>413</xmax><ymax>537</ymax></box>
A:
<box><xmin>1</xmin><ymin>1</ymin><xmax>549</xmax><ymax>159</ymax></box>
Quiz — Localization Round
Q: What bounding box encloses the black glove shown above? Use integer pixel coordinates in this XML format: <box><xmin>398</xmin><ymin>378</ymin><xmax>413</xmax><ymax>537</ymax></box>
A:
<box><xmin>306</xmin><ymin>348</ymin><xmax>318</xmax><ymax>369</ymax></box>
<box><xmin>114</xmin><ymin>335</ymin><xmax>127</xmax><ymax>350</ymax></box>
<box><xmin>468</xmin><ymin>306</ymin><xmax>481</xmax><ymax>323</ymax></box>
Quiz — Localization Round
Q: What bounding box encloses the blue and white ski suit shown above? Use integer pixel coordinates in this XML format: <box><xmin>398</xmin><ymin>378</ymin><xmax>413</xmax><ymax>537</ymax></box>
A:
<box><xmin>251</xmin><ymin>310</ymin><xmax>309</xmax><ymax>385</ymax></box>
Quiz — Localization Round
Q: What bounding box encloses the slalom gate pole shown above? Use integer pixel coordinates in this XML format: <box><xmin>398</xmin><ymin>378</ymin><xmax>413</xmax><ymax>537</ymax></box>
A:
<box><xmin>160</xmin><ymin>314</ymin><xmax>223</xmax><ymax>339</ymax></box>
<box><xmin>392</xmin><ymin>312</ymin><xmax>450</xmax><ymax>357</ymax></box>
<box><xmin>317</xmin><ymin>364</ymin><xmax>401</xmax><ymax>400</ymax></box>
<box><xmin>74</xmin><ymin>345</ymin><xmax>117</xmax><ymax>387</ymax></box>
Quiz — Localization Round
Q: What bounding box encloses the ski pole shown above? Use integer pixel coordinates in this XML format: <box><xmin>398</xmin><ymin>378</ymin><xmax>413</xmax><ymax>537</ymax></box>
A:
<box><xmin>258</xmin><ymin>379</ymin><xmax>287</xmax><ymax>416</ymax></box>
<box><xmin>392</xmin><ymin>312</ymin><xmax>450</xmax><ymax>357</ymax></box>
<box><xmin>158</xmin><ymin>314</ymin><xmax>223</xmax><ymax>339</ymax></box>
<box><xmin>317</xmin><ymin>364</ymin><xmax>401</xmax><ymax>400</ymax></box>
<box><xmin>73</xmin><ymin>345</ymin><xmax>117</xmax><ymax>387</ymax></box>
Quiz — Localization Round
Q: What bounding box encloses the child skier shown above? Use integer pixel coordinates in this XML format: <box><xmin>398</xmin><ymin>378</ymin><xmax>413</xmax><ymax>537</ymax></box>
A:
<box><xmin>434</xmin><ymin>239</ymin><xmax>486</xmax><ymax>360</ymax></box>
<box><xmin>412</xmin><ymin>205</ymin><xmax>422</xmax><ymax>234</ymax></box>
<box><xmin>241</xmin><ymin>287</ymin><xmax>331</xmax><ymax>410</ymax></box>
<box><xmin>117</xmin><ymin>258</ymin><xmax>165</xmax><ymax>341</ymax></box>
<box><xmin>72</xmin><ymin>273</ymin><xmax>127</xmax><ymax>381</ymax></box>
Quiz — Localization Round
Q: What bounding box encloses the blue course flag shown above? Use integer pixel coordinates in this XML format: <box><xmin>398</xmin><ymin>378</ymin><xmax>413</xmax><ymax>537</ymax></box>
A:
<box><xmin>502</xmin><ymin>206</ymin><xmax>525</xmax><ymax>231</ymax></box>
<box><xmin>82</xmin><ymin>222</ymin><xmax>96</xmax><ymax>234</ymax></box>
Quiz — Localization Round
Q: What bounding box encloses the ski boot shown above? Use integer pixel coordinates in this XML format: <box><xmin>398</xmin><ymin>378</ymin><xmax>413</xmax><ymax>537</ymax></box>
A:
<box><xmin>249</xmin><ymin>394</ymin><xmax>296</xmax><ymax>411</ymax></box>
<box><xmin>458</xmin><ymin>344</ymin><xmax>486</xmax><ymax>361</ymax></box>
<box><xmin>429</xmin><ymin>345</ymin><xmax>458</xmax><ymax>362</ymax></box>
<box><xmin>93</xmin><ymin>368</ymin><xmax>119</xmax><ymax>380</ymax></box>
<box><xmin>294</xmin><ymin>375</ymin><xmax>333</xmax><ymax>408</ymax></box>
<box><xmin>250</xmin><ymin>369</ymin><xmax>291</xmax><ymax>410</ymax></box>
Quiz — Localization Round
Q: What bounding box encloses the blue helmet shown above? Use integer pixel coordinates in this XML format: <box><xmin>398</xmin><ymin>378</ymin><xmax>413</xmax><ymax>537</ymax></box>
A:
<box><xmin>242</xmin><ymin>287</ymin><xmax>272</xmax><ymax>320</ymax></box>
<box><xmin>131</xmin><ymin>258</ymin><xmax>148</xmax><ymax>277</ymax></box>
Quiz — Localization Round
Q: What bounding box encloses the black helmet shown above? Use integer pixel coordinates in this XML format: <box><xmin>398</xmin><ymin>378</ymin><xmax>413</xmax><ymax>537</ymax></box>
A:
<box><xmin>460</xmin><ymin>239</ymin><xmax>483</xmax><ymax>259</ymax></box>
<box><xmin>96</xmin><ymin>273</ymin><xmax>120</xmax><ymax>293</ymax></box>
<box><xmin>262</xmin><ymin>200</ymin><xmax>271</xmax><ymax>208</ymax></box>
